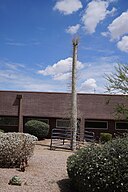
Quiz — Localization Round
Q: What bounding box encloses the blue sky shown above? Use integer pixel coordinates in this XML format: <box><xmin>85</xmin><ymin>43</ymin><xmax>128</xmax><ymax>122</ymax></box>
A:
<box><xmin>0</xmin><ymin>0</ymin><xmax>128</xmax><ymax>93</ymax></box>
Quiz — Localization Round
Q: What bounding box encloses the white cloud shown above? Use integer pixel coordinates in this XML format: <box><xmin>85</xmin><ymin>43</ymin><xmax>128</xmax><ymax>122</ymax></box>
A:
<box><xmin>107</xmin><ymin>7</ymin><xmax>117</xmax><ymax>16</ymax></box>
<box><xmin>82</xmin><ymin>0</ymin><xmax>116</xmax><ymax>34</ymax></box>
<box><xmin>107</xmin><ymin>0</ymin><xmax>118</xmax><ymax>3</ymax></box>
<box><xmin>53</xmin><ymin>0</ymin><xmax>82</xmax><ymax>15</ymax></box>
<box><xmin>0</xmin><ymin>60</ymin><xmax>61</xmax><ymax>92</ymax></box>
<box><xmin>79</xmin><ymin>78</ymin><xmax>97</xmax><ymax>92</ymax></box>
<box><xmin>38</xmin><ymin>57</ymin><xmax>114</xmax><ymax>92</ymax></box>
<box><xmin>38</xmin><ymin>57</ymin><xmax>84</xmax><ymax>80</ymax></box>
<box><xmin>101</xmin><ymin>31</ymin><xmax>109</xmax><ymax>37</ymax></box>
<box><xmin>0</xmin><ymin>56</ymin><xmax>118</xmax><ymax>94</ymax></box>
<box><xmin>102</xmin><ymin>10</ymin><xmax>128</xmax><ymax>52</ymax></box>
<box><xmin>5</xmin><ymin>40</ymin><xmax>41</xmax><ymax>47</ymax></box>
<box><xmin>77</xmin><ymin>56</ymin><xmax>118</xmax><ymax>93</ymax></box>
<box><xmin>66</xmin><ymin>24</ymin><xmax>80</xmax><ymax>35</ymax></box>
<box><xmin>6</xmin><ymin>42</ymin><xmax>26</xmax><ymax>46</ymax></box>
<box><xmin>38</xmin><ymin>57</ymin><xmax>72</xmax><ymax>76</ymax></box>
<box><xmin>22</xmin><ymin>82</ymin><xmax>56</xmax><ymax>92</ymax></box>
<box><xmin>107</xmin><ymin>11</ymin><xmax>128</xmax><ymax>40</ymax></box>
<box><xmin>117</xmin><ymin>36</ymin><xmax>128</xmax><ymax>53</ymax></box>
<box><xmin>54</xmin><ymin>72</ymin><xmax>71</xmax><ymax>80</ymax></box>
<box><xmin>5</xmin><ymin>62</ymin><xmax>25</xmax><ymax>70</ymax></box>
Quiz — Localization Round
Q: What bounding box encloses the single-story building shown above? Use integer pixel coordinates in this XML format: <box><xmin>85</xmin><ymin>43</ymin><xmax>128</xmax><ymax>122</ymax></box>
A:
<box><xmin>0</xmin><ymin>90</ymin><xmax>128</xmax><ymax>139</ymax></box>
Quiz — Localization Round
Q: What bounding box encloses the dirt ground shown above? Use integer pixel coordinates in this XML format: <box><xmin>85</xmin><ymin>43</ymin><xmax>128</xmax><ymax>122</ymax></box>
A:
<box><xmin>0</xmin><ymin>139</ymin><xmax>74</xmax><ymax>192</ymax></box>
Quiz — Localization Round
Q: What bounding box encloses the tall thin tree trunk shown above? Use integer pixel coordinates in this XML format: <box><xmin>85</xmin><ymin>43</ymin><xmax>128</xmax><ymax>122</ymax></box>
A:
<box><xmin>71</xmin><ymin>38</ymin><xmax>78</xmax><ymax>151</ymax></box>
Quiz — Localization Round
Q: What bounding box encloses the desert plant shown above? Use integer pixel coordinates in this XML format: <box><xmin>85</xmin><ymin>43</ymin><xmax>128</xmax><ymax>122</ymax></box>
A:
<box><xmin>100</xmin><ymin>132</ymin><xmax>112</xmax><ymax>143</ymax></box>
<box><xmin>25</xmin><ymin>120</ymin><xmax>49</xmax><ymax>140</ymax></box>
<box><xmin>8</xmin><ymin>175</ymin><xmax>22</xmax><ymax>186</ymax></box>
<box><xmin>67</xmin><ymin>135</ymin><xmax>128</xmax><ymax>192</ymax></box>
<box><xmin>0</xmin><ymin>129</ymin><xmax>4</xmax><ymax>134</ymax></box>
<box><xmin>0</xmin><ymin>132</ymin><xmax>37</xmax><ymax>168</ymax></box>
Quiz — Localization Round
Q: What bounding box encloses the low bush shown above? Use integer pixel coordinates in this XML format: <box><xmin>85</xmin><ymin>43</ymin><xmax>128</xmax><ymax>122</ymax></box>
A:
<box><xmin>0</xmin><ymin>132</ymin><xmax>37</xmax><ymax>168</ymax></box>
<box><xmin>25</xmin><ymin>120</ymin><xmax>49</xmax><ymax>140</ymax></box>
<box><xmin>100</xmin><ymin>132</ymin><xmax>112</xmax><ymax>143</ymax></box>
<box><xmin>9</xmin><ymin>175</ymin><xmax>22</xmax><ymax>186</ymax></box>
<box><xmin>0</xmin><ymin>129</ymin><xmax>4</xmax><ymax>133</ymax></box>
<box><xmin>67</xmin><ymin>135</ymin><xmax>128</xmax><ymax>192</ymax></box>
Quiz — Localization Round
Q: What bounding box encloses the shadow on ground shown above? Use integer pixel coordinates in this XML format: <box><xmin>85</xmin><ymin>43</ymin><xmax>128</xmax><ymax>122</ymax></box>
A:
<box><xmin>57</xmin><ymin>179</ymin><xmax>77</xmax><ymax>192</ymax></box>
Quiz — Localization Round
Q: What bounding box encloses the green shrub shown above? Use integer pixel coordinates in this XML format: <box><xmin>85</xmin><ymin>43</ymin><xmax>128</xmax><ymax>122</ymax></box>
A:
<box><xmin>67</xmin><ymin>135</ymin><xmax>128</xmax><ymax>192</ymax></box>
<box><xmin>0</xmin><ymin>133</ymin><xmax>37</xmax><ymax>168</ymax></box>
<box><xmin>25</xmin><ymin>120</ymin><xmax>49</xmax><ymax>140</ymax></box>
<box><xmin>0</xmin><ymin>129</ymin><xmax>4</xmax><ymax>133</ymax></box>
<box><xmin>100</xmin><ymin>132</ymin><xmax>112</xmax><ymax>143</ymax></box>
<box><xmin>9</xmin><ymin>175</ymin><xmax>22</xmax><ymax>186</ymax></box>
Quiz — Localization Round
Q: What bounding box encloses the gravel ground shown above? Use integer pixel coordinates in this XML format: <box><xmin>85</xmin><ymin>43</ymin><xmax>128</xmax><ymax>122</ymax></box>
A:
<box><xmin>0</xmin><ymin>140</ymin><xmax>73</xmax><ymax>192</ymax></box>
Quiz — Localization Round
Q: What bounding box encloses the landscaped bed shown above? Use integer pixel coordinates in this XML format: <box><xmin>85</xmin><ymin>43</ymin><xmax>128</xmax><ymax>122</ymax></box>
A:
<box><xmin>0</xmin><ymin>139</ymin><xmax>73</xmax><ymax>192</ymax></box>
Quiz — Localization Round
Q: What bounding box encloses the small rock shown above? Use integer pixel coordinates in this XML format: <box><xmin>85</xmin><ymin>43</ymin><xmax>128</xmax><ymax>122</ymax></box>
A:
<box><xmin>24</xmin><ymin>181</ymin><xmax>28</xmax><ymax>185</ymax></box>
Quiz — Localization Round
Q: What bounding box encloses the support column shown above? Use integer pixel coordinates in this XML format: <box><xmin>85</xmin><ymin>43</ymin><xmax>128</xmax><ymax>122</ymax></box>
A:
<box><xmin>17</xmin><ymin>95</ymin><xmax>23</xmax><ymax>132</ymax></box>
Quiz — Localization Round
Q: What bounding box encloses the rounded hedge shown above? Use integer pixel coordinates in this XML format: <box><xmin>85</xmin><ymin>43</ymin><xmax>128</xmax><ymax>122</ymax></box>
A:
<box><xmin>67</xmin><ymin>136</ymin><xmax>128</xmax><ymax>192</ymax></box>
<box><xmin>0</xmin><ymin>133</ymin><xmax>37</xmax><ymax>168</ymax></box>
<box><xmin>0</xmin><ymin>129</ymin><xmax>4</xmax><ymax>133</ymax></box>
<box><xmin>25</xmin><ymin>120</ymin><xmax>49</xmax><ymax>140</ymax></box>
<box><xmin>100</xmin><ymin>132</ymin><xmax>112</xmax><ymax>143</ymax></box>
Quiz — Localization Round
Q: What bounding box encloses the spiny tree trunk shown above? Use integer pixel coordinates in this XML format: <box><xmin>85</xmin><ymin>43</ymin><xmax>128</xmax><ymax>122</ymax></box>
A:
<box><xmin>71</xmin><ymin>38</ymin><xmax>79</xmax><ymax>151</ymax></box>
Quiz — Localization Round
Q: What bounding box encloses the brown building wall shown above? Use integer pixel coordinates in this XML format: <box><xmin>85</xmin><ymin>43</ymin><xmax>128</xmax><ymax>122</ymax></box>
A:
<box><xmin>0</xmin><ymin>91</ymin><xmax>127</xmax><ymax>139</ymax></box>
<box><xmin>0</xmin><ymin>90</ymin><xmax>127</xmax><ymax>119</ymax></box>
<box><xmin>0</xmin><ymin>92</ymin><xmax>19</xmax><ymax>116</ymax></box>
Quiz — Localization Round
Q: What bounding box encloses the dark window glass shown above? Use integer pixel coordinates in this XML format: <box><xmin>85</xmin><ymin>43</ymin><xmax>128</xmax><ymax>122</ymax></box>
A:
<box><xmin>0</xmin><ymin>116</ymin><xmax>18</xmax><ymax>126</ymax></box>
<box><xmin>56</xmin><ymin>119</ymin><xmax>70</xmax><ymax>128</ymax></box>
<box><xmin>116</xmin><ymin>122</ymin><xmax>128</xmax><ymax>129</ymax></box>
<box><xmin>56</xmin><ymin>119</ymin><xmax>80</xmax><ymax>131</ymax></box>
<box><xmin>85</xmin><ymin>121</ymin><xmax>107</xmax><ymax>129</ymax></box>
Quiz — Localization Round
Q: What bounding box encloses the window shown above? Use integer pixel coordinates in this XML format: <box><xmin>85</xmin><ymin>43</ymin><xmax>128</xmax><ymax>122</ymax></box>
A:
<box><xmin>56</xmin><ymin>119</ymin><xmax>70</xmax><ymax>128</ymax></box>
<box><xmin>85</xmin><ymin>120</ymin><xmax>108</xmax><ymax>129</ymax></box>
<box><xmin>0</xmin><ymin>116</ymin><xmax>18</xmax><ymax>126</ymax></box>
<box><xmin>115</xmin><ymin>122</ymin><xmax>128</xmax><ymax>130</ymax></box>
<box><xmin>24</xmin><ymin>117</ymin><xmax>49</xmax><ymax>124</ymax></box>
